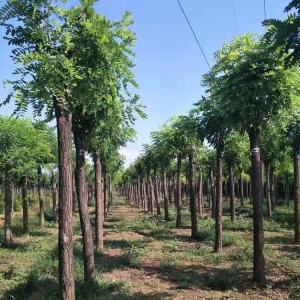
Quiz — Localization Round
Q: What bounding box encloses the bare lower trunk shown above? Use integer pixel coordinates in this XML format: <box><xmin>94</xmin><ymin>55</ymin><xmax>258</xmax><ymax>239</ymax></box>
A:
<box><xmin>198</xmin><ymin>168</ymin><xmax>203</xmax><ymax>217</ymax></box>
<box><xmin>52</xmin><ymin>170</ymin><xmax>58</xmax><ymax>222</ymax></box>
<box><xmin>74</xmin><ymin>124</ymin><xmax>95</xmax><ymax>281</ymax></box>
<box><xmin>294</xmin><ymin>143</ymin><xmax>300</xmax><ymax>244</ymax></box>
<box><xmin>249</xmin><ymin>127</ymin><xmax>266</xmax><ymax>285</ymax></box>
<box><xmin>214</xmin><ymin>143</ymin><xmax>223</xmax><ymax>253</ymax></box>
<box><xmin>229</xmin><ymin>164</ymin><xmax>236</xmax><ymax>223</ymax></box>
<box><xmin>176</xmin><ymin>156</ymin><xmax>182</xmax><ymax>228</ymax></box>
<box><xmin>189</xmin><ymin>149</ymin><xmax>198</xmax><ymax>238</ymax></box>
<box><xmin>22</xmin><ymin>176</ymin><xmax>29</xmax><ymax>235</ymax></box>
<box><xmin>240</xmin><ymin>172</ymin><xmax>244</xmax><ymax>207</ymax></box>
<box><xmin>55</xmin><ymin>102</ymin><xmax>75</xmax><ymax>299</ymax></box>
<box><xmin>265</xmin><ymin>163</ymin><xmax>271</xmax><ymax>219</ymax></box>
<box><xmin>4</xmin><ymin>167</ymin><xmax>12</xmax><ymax>247</ymax></box>
<box><xmin>94</xmin><ymin>153</ymin><xmax>104</xmax><ymax>252</ymax></box>
<box><xmin>38</xmin><ymin>166</ymin><xmax>44</xmax><ymax>227</ymax></box>
<box><xmin>154</xmin><ymin>173</ymin><xmax>161</xmax><ymax>215</ymax></box>
<box><xmin>162</xmin><ymin>169</ymin><xmax>170</xmax><ymax>221</ymax></box>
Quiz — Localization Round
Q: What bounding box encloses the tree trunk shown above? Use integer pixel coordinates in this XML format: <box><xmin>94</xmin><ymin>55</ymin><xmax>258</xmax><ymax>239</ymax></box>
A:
<box><xmin>198</xmin><ymin>168</ymin><xmax>203</xmax><ymax>217</ymax></box>
<box><xmin>176</xmin><ymin>156</ymin><xmax>182</xmax><ymax>228</ymax></box>
<box><xmin>73</xmin><ymin>124</ymin><xmax>96</xmax><ymax>281</ymax></box>
<box><xmin>229</xmin><ymin>163</ymin><xmax>236</xmax><ymax>223</ymax></box>
<box><xmin>210</xmin><ymin>169</ymin><xmax>216</xmax><ymax>219</ymax></box>
<box><xmin>270</xmin><ymin>167</ymin><xmax>276</xmax><ymax>210</ymax></box>
<box><xmin>52</xmin><ymin>170</ymin><xmax>58</xmax><ymax>222</ymax></box>
<box><xmin>162</xmin><ymin>169</ymin><xmax>170</xmax><ymax>221</ymax></box>
<box><xmin>38</xmin><ymin>166</ymin><xmax>44</xmax><ymax>227</ymax></box>
<box><xmin>55</xmin><ymin>103</ymin><xmax>75</xmax><ymax>299</ymax></box>
<box><xmin>249</xmin><ymin>127</ymin><xmax>266</xmax><ymax>285</ymax></box>
<box><xmin>240</xmin><ymin>172</ymin><xmax>244</xmax><ymax>207</ymax></box>
<box><xmin>265</xmin><ymin>163</ymin><xmax>272</xmax><ymax>219</ymax></box>
<box><xmin>72</xmin><ymin>173</ymin><xmax>77</xmax><ymax>213</ymax></box>
<box><xmin>189</xmin><ymin>149</ymin><xmax>198</xmax><ymax>238</ymax></box>
<box><xmin>4</xmin><ymin>167</ymin><xmax>13</xmax><ymax>247</ymax></box>
<box><xmin>214</xmin><ymin>142</ymin><xmax>223</xmax><ymax>253</ymax></box>
<box><xmin>294</xmin><ymin>143</ymin><xmax>300</xmax><ymax>244</ymax></box>
<box><xmin>22</xmin><ymin>175</ymin><xmax>29</xmax><ymax>235</ymax></box>
<box><xmin>154</xmin><ymin>173</ymin><xmax>161</xmax><ymax>215</ymax></box>
<box><xmin>94</xmin><ymin>153</ymin><xmax>104</xmax><ymax>252</ymax></box>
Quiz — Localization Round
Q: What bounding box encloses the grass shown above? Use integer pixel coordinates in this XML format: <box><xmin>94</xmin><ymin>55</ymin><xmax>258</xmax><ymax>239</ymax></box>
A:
<box><xmin>0</xmin><ymin>193</ymin><xmax>300</xmax><ymax>299</ymax></box>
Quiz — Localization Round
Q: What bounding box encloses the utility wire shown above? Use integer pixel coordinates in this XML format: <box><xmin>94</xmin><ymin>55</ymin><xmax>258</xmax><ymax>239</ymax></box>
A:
<box><xmin>176</xmin><ymin>0</ymin><xmax>211</xmax><ymax>69</ymax></box>
<box><xmin>230</xmin><ymin>0</ymin><xmax>240</xmax><ymax>35</ymax></box>
<box><xmin>263</xmin><ymin>0</ymin><xmax>267</xmax><ymax>20</ymax></box>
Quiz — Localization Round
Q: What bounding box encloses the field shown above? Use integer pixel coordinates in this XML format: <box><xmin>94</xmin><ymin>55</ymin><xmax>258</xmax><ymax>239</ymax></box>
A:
<box><xmin>0</xmin><ymin>193</ymin><xmax>300</xmax><ymax>300</ymax></box>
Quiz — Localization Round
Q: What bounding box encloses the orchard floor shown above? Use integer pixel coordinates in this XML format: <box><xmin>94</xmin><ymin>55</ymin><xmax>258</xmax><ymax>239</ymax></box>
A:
<box><xmin>0</xmin><ymin>194</ymin><xmax>300</xmax><ymax>299</ymax></box>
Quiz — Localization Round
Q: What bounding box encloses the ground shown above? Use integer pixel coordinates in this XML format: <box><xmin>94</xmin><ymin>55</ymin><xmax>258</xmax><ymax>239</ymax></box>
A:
<box><xmin>0</xmin><ymin>194</ymin><xmax>299</xmax><ymax>299</ymax></box>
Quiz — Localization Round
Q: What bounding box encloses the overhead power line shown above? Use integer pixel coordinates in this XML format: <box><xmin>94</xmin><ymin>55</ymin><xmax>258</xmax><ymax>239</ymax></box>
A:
<box><xmin>230</xmin><ymin>0</ymin><xmax>240</xmax><ymax>35</ymax></box>
<box><xmin>264</xmin><ymin>0</ymin><xmax>267</xmax><ymax>20</ymax></box>
<box><xmin>175</xmin><ymin>0</ymin><xmax>211</xmax><ymax>69</ymax></box>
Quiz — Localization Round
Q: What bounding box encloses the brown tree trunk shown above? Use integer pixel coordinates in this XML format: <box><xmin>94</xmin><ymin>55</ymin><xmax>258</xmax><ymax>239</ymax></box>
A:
<box><xmin>214</xmin><ymin>142</ymin><xmax>223</xmax><ymax>253</ymax></box>
<box><xmin>240</xmin><ymin>172</ymin><xmax>244</xmax><ymax>207</ymax></box>
<box><xmin>94</xmin><ymin>153</ymin><xmax>104</xmax><ymax>252</ymax></box>
<box><xmin>38</xmin><ymin>166</ymin><xmax>44</xmax><ymax>227</ymax></box>
<box><xmin>72</xmin><ymin>173</ymin><xmax>77</xmax><ymax>213</ymax></box>
<box><xmin>229</xmin><ymin>164</ymin><xmax>236</xmax><ymax>223</ymax></box>
<box><xmin>265</xmin><ymin>163</ymin><xmax>272</xmax><ymax>219</ymax></box>
<box><xmin>55</xmin><ymin>103</ymin><xmax>75</xmax><ymax>299</ymax></box>
<box><xmin>198</xmin><ymin>168</ymin><xmax>203</xmax><ymax>217</ymax></box>
<box><xmin>249</xmin><ymin>127</ymin><xmax>266</xmax><ymax>285</ymax></box>
<box><xmin>210</xmin><ymin>169</ymin><xmax>216</xmax><ymax>219</ymax></box>
<box><xmin>294</xmin><ymin>143</ymin><xmax>300</xmax><ymax>244</ymax></box>
<box><xmin>270</xmin><ymin>167</ymin><xmax>276</xmax><ymax>210</ymax></box>
<box><xmin>74</xmin><ymin>124</ymin><xmax>95</xmax><ymax>281</ymax></box>
<box><xmin>4</xmin><ymin>167</ymin><xmax>13</xmax><ymax>247</ymax></box>
<box><xmin>52</xmin><ymin>170</ymin><xmax>58</xmax><ymax>222</ymax></box>
<box><xmin>162</xmin><ymin>169</ymin><xmax>170</xmax><ymax>221</ymax></box>
<box><xmin>22</xmin><ymin>175</ymin><xmax>29</xmax><ymax>235</ymax></box>
<box><xmin>154</xmin><ymin>173</ymin><xmax>161</xmax><ymax>215</ymax></box>
<box><xmin>189</xmin><ymin>149</ymin><xmax>198</xmax><ymax>238</ymax></box>
<box><xmin>176</xmin><ymin>155</ymin><xmax>182</xmax><ymax>228</ymax></box>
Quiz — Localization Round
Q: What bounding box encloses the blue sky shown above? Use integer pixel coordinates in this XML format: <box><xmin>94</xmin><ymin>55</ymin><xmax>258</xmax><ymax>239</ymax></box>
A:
<box><xmin>0</xmin><ymin>0</ymin><xmax>289</xmax><ymax>167</ymax></box>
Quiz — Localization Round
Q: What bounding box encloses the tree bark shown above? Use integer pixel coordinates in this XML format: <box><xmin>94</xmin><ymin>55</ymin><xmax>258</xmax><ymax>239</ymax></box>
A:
<box><xmin>74</xmin><ymin>124</ymin><xmax>95</xmax><ymax>281</ymax></box>
<box><xmin>154</xmin><ymin>173</ymin><xmax>161</xmax><ymax>215</ymax></box>
<box><xmin>38</xmin><ymin>166</ymin><xmax>44</xmax><ymax>227</ymax></box>
<box><xmin>214</xmin><ymin>142</ymin><xmax>223</xmax><ymax>253</ymax></box>
<box><xmin>4</xmin><ymin>167</ymin><xmax>13</xmax><ymax>247</ymax></box>
<box><xmin>162</xmin><ymin>169</ymin><xmax>170</xmax><ymax>221</ymax></box>
<box><xmin>210</xmin><ymin>169</ymin><xmax>216</xmax><ymax>219</ymax></box>
<box><xmin>22</xmin><ymin>175</ymin><xmax>29</xmax><ymax>235</ymax></box>
<box><xmin>265</xmin><ymin>163</ymin><xmax>272</xmax><ymax>219</ymax></box>
<box><xmin>229</xmin><ymin>163</ymin><xmax>236</xmax><ymax>222</ymax></box>
<box><xmin>198</xmin><ymin>168</ymin><xmax>203</xmax><ymax>217</ymax></box>
<box><xmin>240</xmin><ymin>172</ymin><xmax>244</xmax><ymax>207</ymax></box>
<box><xmin>189</xmin><ymin>149</ymin><xmax>198</xmax><ymax>238</ymax></box>
<box><xmin>176</xmin><ymin>155</ymin><xmax>182</xmax><ymax>228</ymax></box>
<box><xmin>55</xmin><ymin>103</ymin><xmax>75</xmax><ymax>299</ymax></box>
<box><xmin>94</xmin><ymin>153</ymin><xmax>104</xmax><ymax>252</ymax></box>
<box><xmin>249</xmin><ymin>127</ymin><xmax>266</xmax><ymax>285</ymax></box>
<box><xmin>294</xmin><ymin>143</ymin><xmax>300</xmax><ymax>244</ymax></box>
<box><xmin>52</xmin><ymin>170</ymin><xmax>58</xmax><ymax>222</ymax></box>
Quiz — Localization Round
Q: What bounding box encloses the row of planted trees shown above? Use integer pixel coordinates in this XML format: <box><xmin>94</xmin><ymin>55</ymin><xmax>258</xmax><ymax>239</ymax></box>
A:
<box><xmin>120</xmin><ymin>0</ymin><xmax>300</xmax><ymax>287</ymax></box>
<box><xmin>0</xmin><ymin>0</ymin><xmax>145</xmax><ymax>299</ymax></box>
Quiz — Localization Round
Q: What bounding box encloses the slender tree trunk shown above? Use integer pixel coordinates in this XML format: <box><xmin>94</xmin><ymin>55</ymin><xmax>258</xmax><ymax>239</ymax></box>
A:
<box><xmin>4</xmin><ymin>167</ymin><xmax>13</xmax><ymax>247</ymax></box>
<box><xmin>38</xmin><ymin>166</ymin><xmax>44</xmax><ymax>227</ymax></box>
<box><xmin>176</xmin><ymin>156</ymin><xmax>182</xmax><ymax>228</ymax></box>
<box><xmin>229</xmin><ymin>163</ymin><xmax>236</xmax><ymax>222</ymax></box>
<box><xmin>52</xmin><ymin>170</ymin><xmax>58</xmax><ymax>223</ymax></box>
<box><xmin>162</xmin><ymin>169</ymin><xmax>170</xmax><ymax>221</ymax></box>
<box><xmin>189</xmin><ymin>149</ymin><xmax>198</xmax><ymax>238</ymax></box>
<box><xmin>55</xmin><ymin>103</ymin><xmax>75</xmax><ymax>299</ymax></box>
<box><xmin>210</xmin><ymin>169</ymin><xmax>216</xmax><ymax>219</ymax></box>
<box><xmin>72</xmin><ymin>173</ymin><xmax>77</xmax><ymax>213</ymax></box>
<box><xmin>270</xmin><ymin>167</ymin><xmax>276</xmax><ymax>210</ymax></box>
<box><xmin>22</xmin><ymin>176</ymin><xmax>29</xmax><ymax>235</ymax></box>
<box><xmin>294</xmin><ymin>143</ymin><xmax>300</xmax><ymax>244</ymax></box>
<box><xmin>265</xmin><ymin>163</ymin><xmax>272</xmax><ymax>219</ymax></box>
<box><xmin>103</xmin><ymin>169</ymin><xmax>108</xmax><ymax>218</ymax></box>
<box><xmin>198</xmin><ymin>168</ymin><xmax>203</xmax><ymax>217</ymax></box>
<box><xmin>249</xmin><ymin>127</ymin><xmax>266</xmax><ymax>285</ymax></box>
<box><xmin>73</xmin><ymin>124</ymin><xmax>95</xmax><ymax>281</ymax></box>
<box><xmin>94</xmin><ymin>153</ymin><xmax>104</xmax><ymax>252</ymax></box>
<box><xmin>240</xmin><ymin>172</ymin><xmax>244</xmax><ymax>207</ymax></box>
<box><xmin>154</xmin><ymin>173</ymin><xmax>161</xmax><ymax>215</ymax></box>
<box><xmin>214</xmin><ymin>142</ymin><xmax>223</xmax><ymax>253</ymax></box>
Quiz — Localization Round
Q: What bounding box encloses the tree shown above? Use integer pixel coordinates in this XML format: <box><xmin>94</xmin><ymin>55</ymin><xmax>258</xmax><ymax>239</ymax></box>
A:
<box><xmin>202</xmin><ymin>33</ymin><xmax>297</xmax><ymax>284</ymax></box>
